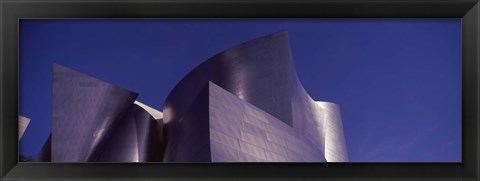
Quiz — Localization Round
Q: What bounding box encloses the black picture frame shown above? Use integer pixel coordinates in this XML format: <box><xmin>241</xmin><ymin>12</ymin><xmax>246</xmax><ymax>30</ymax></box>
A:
<box><xmin>1</xmin><ymin>0</ymin><xmax>479</xmax><ymax>180</ymax></box>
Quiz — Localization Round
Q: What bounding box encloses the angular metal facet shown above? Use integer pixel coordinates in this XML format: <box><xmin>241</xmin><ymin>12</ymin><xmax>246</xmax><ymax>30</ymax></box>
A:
<box><xmin>46</xmin><ymin>64</ymin><xmax>162</xmax><ymax>162</ymax></box>
<box><xmin>18</xmin><ymin>116</ymin><xmax>30</xmax><ymax>141</ymax></box>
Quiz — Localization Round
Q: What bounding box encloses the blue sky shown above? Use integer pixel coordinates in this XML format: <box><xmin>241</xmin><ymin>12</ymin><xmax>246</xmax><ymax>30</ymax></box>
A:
<box><xmin>19</xmin><ymin>19</ymin><xmax>461</xmax><ymax>162</ymax></box>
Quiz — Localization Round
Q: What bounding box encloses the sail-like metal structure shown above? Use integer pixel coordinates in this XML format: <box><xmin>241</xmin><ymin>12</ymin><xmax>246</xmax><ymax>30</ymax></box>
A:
<box><xmin>35</xmin><ymin>31</ymin><xmax>347</xmax><ymax>162</ymax></box>
<box><xmin>162</xmin><ymin>31</ymin><xmax>348</xmax><ymax>162</ymax></box>
<box><xmin>38</xmin><ymin>64</ymin><xmax>163</xmax><ymax>162</ymax></box>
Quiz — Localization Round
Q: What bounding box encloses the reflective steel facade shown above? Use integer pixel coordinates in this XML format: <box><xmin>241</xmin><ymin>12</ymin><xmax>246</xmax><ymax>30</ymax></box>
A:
<box><xmin>163</xmin><ymin>31</ymin><xmax>348</xmax><ymax>162</ymax></box>
<box><xmin>209</xmin><ymin>82</ymin><xmax>326</xmax><ymax>162</ymax></box>
<box><xmin>35</xmin><ymin>31</ymin><xmax>347</xmax><ymax>162</ymax></box>
<box><xmin>40</xmin><ymin>64</ymin><xmax>163</xmax><ymax>162</ymax></box>
<box><xmin>93</xmin><ymin>104</ymin><xmax>163</xmax><ymax>162</ymax></box>
<box><xmin>316</xmin><ymin>101</ymin><xmax>348</xmax><ymax>162</ymax></box>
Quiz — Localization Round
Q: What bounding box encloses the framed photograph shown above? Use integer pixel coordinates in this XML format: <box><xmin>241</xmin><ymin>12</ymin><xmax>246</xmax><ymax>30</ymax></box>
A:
<box><xmin>1</xmin><ymin>0</ymin><xmax>479</xmax><ymax>180</ymax></box>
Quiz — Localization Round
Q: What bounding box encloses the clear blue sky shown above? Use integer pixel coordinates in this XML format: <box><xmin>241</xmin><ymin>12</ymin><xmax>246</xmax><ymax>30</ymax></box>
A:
<box><xmin>19</xmin><ymin>19</ymin><xmax>461</xmax><ymax>162</ymax></box>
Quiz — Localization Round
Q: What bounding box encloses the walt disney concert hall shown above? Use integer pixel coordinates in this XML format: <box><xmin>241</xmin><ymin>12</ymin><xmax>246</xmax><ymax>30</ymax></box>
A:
<box><xmin>34</xmin><ymin>31</ymin><xmax>348</xmax><ymax>162</ymax></box>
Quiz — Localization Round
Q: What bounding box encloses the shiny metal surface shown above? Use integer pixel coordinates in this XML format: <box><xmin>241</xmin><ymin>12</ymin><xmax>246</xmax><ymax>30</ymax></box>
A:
<box><xmin>163</xmin><ymin>31</ymin><xmax>294</xmax><ymax>127</ymax></box>
<box><xmin>52</xmin><ymin>64</ymin><xmax>138</xmax><ymax>162</ymax></box>
<box><xmin>290</xmin><ymin>64</ymin><xmax>349</xmax><ymax>162</ymax></box>
<box><xmin>162</xmin><ymin>31</ymin><xmax>297</xmax><ymax>162</ymax></box>
<box><xmin>163</xmin><ymin>84</ymin><xmax>211</xmax><ymax>162</ymax></box>
<box><xmin>163</xmin><ymin>31</ymin><xmax>348</xmax><ymax>162</ymax></box>
<box><xmin>209</xmin><ymin>82</ymin><xmax>326</xmax><ymax>162</ymax></box>
<box><xmin>37</xmin><ymin>31</ymin><xmax>347</xmax><ymax>162</ymax></box>
<box><xmin>316</xmin><ymin>101</ymin><xmax>348</xmax><ymax>162</ymax></box>
<box><xmin>18</xmin><ymin>115</ymin><xmax>30</xmax><ymax>140</ymax></box>
<box><xmin>50</xmin><ymin>64</ymin><xmax>167</xmax><ymax>162</ymax></box>
<box><xmin>134</xmin><ymin>101</ymin><xmax>163</xmax><ymax>120</ymax></box>
<box><xmin>93</xmin><ymin>104</ymin><xmax>162</xmax><ymax>162</ymax></box>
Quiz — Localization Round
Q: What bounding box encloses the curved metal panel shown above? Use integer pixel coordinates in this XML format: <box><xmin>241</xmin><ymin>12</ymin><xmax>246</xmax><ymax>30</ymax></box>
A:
<box><xmin>291</xmin><ymin>75</ymin><xmax>327</xmax><ymax>156</ymax></box>
<box><xmin>52</xmin><ymin>64</ymin><xmax>138</xmax><ymax>162</ymax></box>
<box><xmin>163</xmin><ymin>31</ymin><xmax>294</xmax><ymax>127</ymax></box>
<box><xmin>164</xmin><ymin>31</ymin><xmax>348</xmax><ymax>162</ymax></box>
<box><xmin>133</xmin><ymin>104</ymin><xmax>163</xmax><ymax>162</ymax></box>
<box><xmin>134</xmin><ymin>101</ymin><xmax>163</xmax><ymax>120</ymax></box>
<box><xmin>316</xmin><ymin>101</ymin><xmax>349</xmax><ymax>162</ymax></box>
<box><xmin>45</xmin><ymin>31</ymin><xmax>348</xmax><ymax>162</ymax></box>
<box><xmin>162</xmin><ymin>31</ymin><xmax>296</xmax><ymax>162</ymax></box>
<box><xmin>93</xmin><ymin>104</ymin><xmax>162</xmax><ymax>162</ymax></box>
<box><xmin>163</xmin><ymin>85</ymin><xmax>211</xmax><ymax>162</ymax></box>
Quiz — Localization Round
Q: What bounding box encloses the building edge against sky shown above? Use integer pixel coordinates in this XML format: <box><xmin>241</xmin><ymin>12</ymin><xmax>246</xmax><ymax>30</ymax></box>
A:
<box><xmin>162</xmin><ymin>30</ymin><xmax>348</xmax><ymax>162</ymax></box>
<box><xmin>30</xmin><ymin>31</ymin><xmax>348</xmax><ymax>162</ymax></box>
<box><xmin>18</xmin><ymin>116</ymin><xmax>30</xmax><ymax>141</ymax></box>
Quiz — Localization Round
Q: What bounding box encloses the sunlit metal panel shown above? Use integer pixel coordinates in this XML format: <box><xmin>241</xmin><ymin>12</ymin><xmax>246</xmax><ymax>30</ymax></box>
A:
<box><xmin>209</xmin><ymin>82</ymin><xmax>326</xmax><ymax>162</ymax></box>
<box><xmin>18</xmin><ymin>115</ymin><xmax>30</xmax><ymax>140</ymax></box>
<box><xmin>316</xmin><ymin>101</ymin><xmax>348</xmax><ymax>162</ymax></box>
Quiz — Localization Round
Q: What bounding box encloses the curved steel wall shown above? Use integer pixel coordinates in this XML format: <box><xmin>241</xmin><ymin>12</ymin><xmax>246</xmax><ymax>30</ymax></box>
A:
<box><xmin>50</xmin><ymin>64</ymin><xmax>162</xmax><ymax>162</ymax></box>
<box><xmin>163</xmin><ymin>31</ymin><xmax>295</xmax><ymax>127</ymax></box>
<box><xmin>41</xmin><ymin>31</ymin><xmax>347</xmax><ymax>162</ymax></box>
<box><xmin>316</xmin><ymin>101</ymin><xmax>348</xmax><ymax>162</ymax></box>
<box><xmin>163</xmin><ymin>85</ymin><xmax>211</xmax><ymax>162</ymax></box>
<box><xmin>163</xmin><ymin>31</ymin><xmax>348</xmax><ymax>162</ymax></box>
<box><xmin>92</xmin><ymin>104</ymin><xmax>162</xmax><ymax>162</ymax></box>
<box><xmin>52</xmin><ymin>64</ymin><xmax>138</xmax><ymax>162</ymax></box>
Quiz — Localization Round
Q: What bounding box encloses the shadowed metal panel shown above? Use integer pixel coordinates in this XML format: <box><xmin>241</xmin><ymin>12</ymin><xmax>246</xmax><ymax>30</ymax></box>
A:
<box><xmin>34</xmin><ymin>134</ymin><xmax>51</xmax><ymax>162</ymax></box>
<box><xmin>133</xmin><ymin>104</ymin><xmax>163</xmax><ymax>162</ymax></box>
<box><xmin>93</xmin><ymin>104</ymin><xmax>162</xmax><ymax>162</ymax></box>
<box><xmin>162</xmin><ymin>84</ymin><xmax>211</xmax><ymax>162</ymax></box>
<box><xmin>52</xmin><ymin>64</ymin><xmax>138</xmax><ymax>162</ymax></box>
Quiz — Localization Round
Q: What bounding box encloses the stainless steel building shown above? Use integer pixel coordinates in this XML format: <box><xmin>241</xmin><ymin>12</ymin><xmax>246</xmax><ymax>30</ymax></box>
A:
<box><xmin>35</xmin><ymin>31</ymin><xmax>348</xmax><ymax>162</ymax></box>
<box><xmin>163</xmin><ymin>31</ymin><xmax>348</xmax><ymax>162</ymax></box>
<box><xmin>39</xmin><ymin>64</ymin><xmax>163</xmax><ymax>162</ymax></box>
